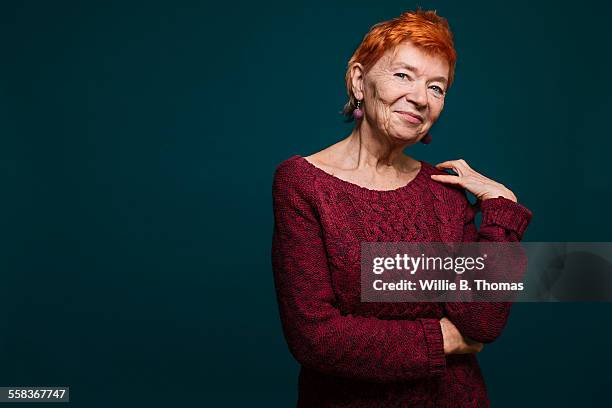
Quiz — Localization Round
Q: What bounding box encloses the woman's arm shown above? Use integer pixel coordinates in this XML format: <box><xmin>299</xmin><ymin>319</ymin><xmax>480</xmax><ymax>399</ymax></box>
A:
<box><xmin>443</xmin><ymin>195</ymin><xmax>533</xmax><ymax>343</ymax></box>
<box><xmin>271</xmin><ymin>160</ymin><xmax>445</xmax><ymax>383</ymax></box>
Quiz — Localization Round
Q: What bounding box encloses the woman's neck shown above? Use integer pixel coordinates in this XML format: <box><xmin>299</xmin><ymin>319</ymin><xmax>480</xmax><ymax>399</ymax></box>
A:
<box><xmin>344</xmin><ymin>122</ymin><xmax>414</xmax><ymax>172</ymax></box>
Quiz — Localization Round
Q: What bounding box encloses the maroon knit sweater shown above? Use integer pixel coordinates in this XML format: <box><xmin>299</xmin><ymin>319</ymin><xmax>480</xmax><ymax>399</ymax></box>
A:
<box><xmin>271</xmin><ymin>154</ymin><xmax>533</xmax><ymax>407</ymax></box>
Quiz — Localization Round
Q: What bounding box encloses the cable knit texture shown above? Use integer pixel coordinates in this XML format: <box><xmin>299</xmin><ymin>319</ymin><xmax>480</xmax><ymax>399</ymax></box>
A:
<box><xmin>271</xmin><ymin>154</ymin><xmax>533</xmax><ymax>407</ymax></box>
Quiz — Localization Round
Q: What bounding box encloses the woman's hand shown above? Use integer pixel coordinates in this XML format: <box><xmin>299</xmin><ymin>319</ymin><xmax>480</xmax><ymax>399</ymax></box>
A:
<box><xmin>430</xmin><ymin>159</ymin><xmax>517</xmax><ymax>202</ymax></box>
<box><xmin>440</xmin><ymin>317</ymin><xmax>484</xmax><ymax>354</ymax></box>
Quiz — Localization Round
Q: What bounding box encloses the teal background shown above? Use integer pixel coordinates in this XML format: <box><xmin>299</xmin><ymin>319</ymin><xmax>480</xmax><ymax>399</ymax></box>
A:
<box><xmin>2</xmin><ymin>0</ymin><xmax>611</xmax><ymax>406</ymax></box>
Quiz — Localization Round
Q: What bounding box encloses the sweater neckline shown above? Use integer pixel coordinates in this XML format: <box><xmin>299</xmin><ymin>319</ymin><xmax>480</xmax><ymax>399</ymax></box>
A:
<box><xmin>292</xmin><ymin>154</ymin><xmax>430</xmax><ymax>200</ymax></box>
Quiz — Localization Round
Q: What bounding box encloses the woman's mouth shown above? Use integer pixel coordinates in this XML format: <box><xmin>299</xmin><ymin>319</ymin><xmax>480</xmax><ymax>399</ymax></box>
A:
<box><xmin>395</xmin><ymin>111</ymin><xmax>423</xmax><ymax>124</ymax></box>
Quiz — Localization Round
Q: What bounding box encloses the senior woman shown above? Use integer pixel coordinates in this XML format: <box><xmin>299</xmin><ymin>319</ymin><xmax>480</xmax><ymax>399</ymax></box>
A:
<box><xmin>271</xmin><ymin>9</ymin><xmax>532</xmax><ymax>408</ymax></box>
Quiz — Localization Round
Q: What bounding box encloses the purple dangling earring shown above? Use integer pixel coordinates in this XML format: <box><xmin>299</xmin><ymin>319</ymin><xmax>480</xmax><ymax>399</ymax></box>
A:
<box><xmin>352</xmin><ymin>99</ymin><xmax>364</xmax><ymax>121</ymax></box>
<box><xmin>421</xmin><ymin>133</ymin><xmax>432</xmax><ymax>144</ymax></box>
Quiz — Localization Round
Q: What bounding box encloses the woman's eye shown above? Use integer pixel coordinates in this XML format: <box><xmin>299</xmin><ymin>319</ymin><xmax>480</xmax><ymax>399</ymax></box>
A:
<box><xmin>429</xmin><ymin>85</ymin><xmax>445</xmax><ymax>96</ymax></box>
<box><xmin>395</xmin><ymin>73</ymin><xmax>411</xmax><ymax>80</ymax></box>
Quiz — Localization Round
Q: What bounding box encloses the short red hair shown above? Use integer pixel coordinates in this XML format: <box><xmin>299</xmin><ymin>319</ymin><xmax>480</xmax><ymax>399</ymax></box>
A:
<box><xmin>342</xmin><ymin>9</ymin><xmax>457</xmax><ymax>121</ymax></box>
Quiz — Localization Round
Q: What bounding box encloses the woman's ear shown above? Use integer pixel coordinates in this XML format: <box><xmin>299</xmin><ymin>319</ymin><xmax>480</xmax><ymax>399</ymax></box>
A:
<box><xmin>350</xmin><ymin>63</ymin><xmax>365</xmax><ymax>100</ymax></box>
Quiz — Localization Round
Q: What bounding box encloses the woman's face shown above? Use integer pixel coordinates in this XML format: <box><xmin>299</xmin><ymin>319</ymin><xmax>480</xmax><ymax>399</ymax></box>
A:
<box><xmin>358</xmin><ymin>41</ymin><xmax>449</xmax><ymax>142</ymax></box>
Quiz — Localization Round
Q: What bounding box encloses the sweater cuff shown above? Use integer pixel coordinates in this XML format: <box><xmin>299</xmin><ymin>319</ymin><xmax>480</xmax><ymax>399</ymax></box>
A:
<box><xmin>480</xmin><ymin>197</ymin><xmax>533</xmax><ymax>238</ymax></box>
<box><xmin>418</xmin><ymin>318</ymin><xmax>446</xmax><ymax>376</ymax></box>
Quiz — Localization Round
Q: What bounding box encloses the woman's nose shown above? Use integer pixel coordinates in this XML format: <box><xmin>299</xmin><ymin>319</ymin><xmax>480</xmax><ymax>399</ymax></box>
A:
<box><xmin>405</xmin><ymin>83</ymin><xmax>428</xmax><ymax>109</ymax></box>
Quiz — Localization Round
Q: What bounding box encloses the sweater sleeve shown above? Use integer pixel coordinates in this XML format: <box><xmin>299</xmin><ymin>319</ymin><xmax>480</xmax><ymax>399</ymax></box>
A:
<box><xmin>271</xmin><ymin>160</ymin><xmax>446</xmax><ymax>383</ymax></box>
<box><xmin>443</xmin><ymin>195</ymin><xmax>533</xmax><ymax>343</ymax></box>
